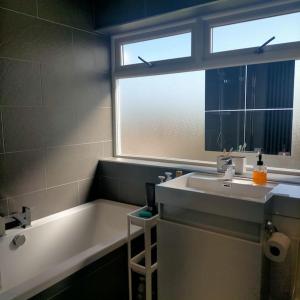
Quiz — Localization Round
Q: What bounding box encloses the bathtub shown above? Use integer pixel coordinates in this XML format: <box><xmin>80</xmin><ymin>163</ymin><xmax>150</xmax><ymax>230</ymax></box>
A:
<box><xmin>0</xmin><ymin>199</ymin><xmax>140</xmax><ymax>300</ymax></box>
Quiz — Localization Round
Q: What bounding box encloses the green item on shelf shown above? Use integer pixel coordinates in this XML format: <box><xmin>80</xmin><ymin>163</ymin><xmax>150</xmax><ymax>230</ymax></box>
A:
<box><xmin>138</xmin><ymin>210</ymin><xmax>152</xmax><ymax>218</ymax></box>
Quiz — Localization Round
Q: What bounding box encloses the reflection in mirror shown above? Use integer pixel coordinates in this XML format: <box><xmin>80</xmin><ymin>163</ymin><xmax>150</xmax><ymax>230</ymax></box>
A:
<box><xmin>205</xmin><ymin>60</ymin><xmax>295</xmax><ymax>155</ymax></box>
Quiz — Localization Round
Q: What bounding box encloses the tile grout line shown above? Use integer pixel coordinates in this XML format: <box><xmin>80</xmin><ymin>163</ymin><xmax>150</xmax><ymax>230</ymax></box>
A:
<box><xmin>1</xmin><ymin>198</ymin><xmax>9</xmax><ymax>216</ymax></box>
<box><xmin>39</xmin><ymin>62</ymin><xmax>43</xmax><ymax>106</ymax></box>
<box><xmin>0</xmin><ymin>103</ymin><xmax>112</xmax><ymax>109</ymax></box>
<box><xmin>46</xmin><ymin>140</ymin><xmax>111</xmax><ymax>149</ymax></box>
<box><xmin>35</xmin><ymin>0</ymin><xmax>39</xmax><ymax>17</ymax></box>
<box><xmin>0</xmin><ymin>56</ymin><xmax>40</xmax><ymax>64</ymax></box>
<box><xmin>5</xmin><ymin>177</ymin><xmax>93</xmax><ymax>201</ymax></box>
<box><xmin>44</xmin><ymin>148</ymin><xmax>48</xmax><ymax>190</ymax></box>
<box><xmin>71</xmin><ymin>29</ymin><xmax>74</xmax><ymax>48</ymax></box>
<box><xmin>0</xmin><ymin>105</ymin><xmax>44</xmax><ymax>109</ymax></box>
<box><xmin>101</xmin><ymin>141</ymin><xmax>105</xmax><ymax>158</ymax></box>
<box><xmin>2</xmin><ymin>140</ymin><xmax>113</xmax><ymax>155</ymax></box>
<box><xmin>0</xmin><ymin>111</ymin><xmax>6</xmax><ymax>154</ymax></box>
<box><xmin>0</xmin><ymin>6</ymin><xmax>107</xmax><ymax>37</ymax></box>
<box><xmin>77</xmin><ymin>181</ymin><xmax>80</xmax><ymax>204</ymax></box>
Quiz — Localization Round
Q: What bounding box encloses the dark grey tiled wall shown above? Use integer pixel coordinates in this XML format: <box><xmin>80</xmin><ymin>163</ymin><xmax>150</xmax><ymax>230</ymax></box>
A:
<box><xmin>97</xmin><ymin>161</ymin><xmax>192</xmax><ymax>206</ymax></box>
<box><xmin>0</xmin><ymin>1</ymin><xmax>113</xmax><ymax>220</ymax></box>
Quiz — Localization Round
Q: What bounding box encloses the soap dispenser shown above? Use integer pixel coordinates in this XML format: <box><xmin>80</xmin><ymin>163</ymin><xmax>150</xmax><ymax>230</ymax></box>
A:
<box><xmin>252</xmin><ymin>152</ymin><xmax>267</xmax><ymax>185</ymax></box>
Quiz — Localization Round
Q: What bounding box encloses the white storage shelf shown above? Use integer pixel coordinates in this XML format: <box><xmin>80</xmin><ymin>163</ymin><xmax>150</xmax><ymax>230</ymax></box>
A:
<box><xmin>127</xmin><ymin>206</ymin><xmax>158</xmax><ymax>300</ymax></box>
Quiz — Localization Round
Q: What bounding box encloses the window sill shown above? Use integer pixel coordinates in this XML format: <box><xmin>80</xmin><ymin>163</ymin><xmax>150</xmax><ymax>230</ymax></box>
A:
<box><xmin>101</xmin><ymin>156</ymin><xmax>300</xmax><ymax>185</ymax></box>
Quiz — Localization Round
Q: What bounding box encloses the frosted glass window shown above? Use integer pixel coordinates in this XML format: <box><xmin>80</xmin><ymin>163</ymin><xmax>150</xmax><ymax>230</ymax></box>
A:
<box><xmin>212</xmin><ymin>12</ymin><xmax>300</xmax><ymax>53</ymax></box>
<box><xmin>121</xmin><ymin>32</ymin><xmax>192</xmax><ymax>65</ymax></box>
<box><xmin>117</xmin><ymin>71</ymin><xmax>205</xmax><ymax>160</ymax></box>
<box><xmin>116</xmin><ymin>62</ymin><xmax>300</xmax><ymax>170</ymax></box>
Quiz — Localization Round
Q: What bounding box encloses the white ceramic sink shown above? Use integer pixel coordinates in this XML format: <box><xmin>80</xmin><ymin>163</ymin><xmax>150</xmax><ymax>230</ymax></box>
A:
<box><xmin>187</xmin><ymin>174</ymin><xmax>274</xmax><ymax>202</ymax></box>
<box><xmin>156</xmin><ymin>172</ymin><xmax>277</xmax><ymax>223</ymax></box>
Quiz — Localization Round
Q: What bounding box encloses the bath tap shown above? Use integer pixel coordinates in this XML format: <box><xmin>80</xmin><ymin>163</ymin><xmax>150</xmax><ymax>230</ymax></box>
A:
<box><xmin>0</xmin><ymin>216</ymin><xmax>4</xmax><ymax>237</ymax></box>
<box><xmin>0</xmin><ymin>207</ymin><xmax>31</xmax><ymax>236</ymax></box>
<box><xmin>11</xmin><ymin>206</ymin><xmax>31</xmax><ymax>228</ymax></box>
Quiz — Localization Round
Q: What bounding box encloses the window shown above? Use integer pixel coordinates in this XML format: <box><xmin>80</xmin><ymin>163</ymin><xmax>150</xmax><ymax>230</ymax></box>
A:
<box><xmin>121</xmin><ymin>32</ymin><xmax>192</xmax><ymax>65</ymax></box>
<box><xmin>113</xmin><ymin>2</ymin><xmax>300</xmax><ymax>172</ymax></box>
<box><xmin>205</xmin><ymin>61</ymin><xmax>295</xmax><ymax>155</ymax></box>
<box><xmin>211</xmin><ymin>12</ymin><xmax>300</xmax><ymax>53</ymax></box>
<box><xmin>116</xmin><ymin>60</ymin><xmax>300</xmax><ymax>169</ymax></box>
<box><xmin>116</xmin><ymin>71</ymin><xmax>205</xmax><ymax>160</ymax></box>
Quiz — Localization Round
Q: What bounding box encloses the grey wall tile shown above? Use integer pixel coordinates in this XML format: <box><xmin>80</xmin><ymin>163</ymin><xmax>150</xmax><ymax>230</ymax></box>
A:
<box><xmin>0</xmin><ymin>198</ymin><xmax>8</xmax><ymax>216</ymax></box>
<box><xmin>76</xmin><ymin>143</ymin><xmax>102</xmax><ymax>180</ymax></box>
<box><xmin>73</xmin><ymin>31</ymin><xmax>110</xmax><ymax>74</ymax></box>
<box><xmin>0</xmin><ymin>9</ymin><xmax>38</xmax><ymax>60</ymax></box>
<box><xmin>272</xmin><ymin>196</ymin><xmax>300</xmax><ymax>219</ymax></box>
<box><xmin>72</xmin><ymin>31</ymin><xmax>111</xmax><ymax>107</ymax></box>
<box><xmin>0</xmin><ymin>9</ymin><xmax>73</xmax><ymax>63</ymax></box>
<box><xmin>8</xmin><ymin>183</ymin><xmax>79</xmax><ymax>220</ymax></box>
<box><xmin>46</xmin><ymin>145</ymin><xmax>81</xmax><ymax>187</ymax></box>
<box><xmin>97</xmin><ymin>162</ymin><xmax>169</xmax><ymax>206</ymax></box>
<box><xmin>73</xmin><ymin>105</ymin><xmax>112</xmax><ymax>144</ymax></box>
<box><xmin>37</xmin><ymin>0</ymin><xmax>94</xmax><ymax>31</ymax></box>
<box><xmin>0</xmin><ymin>150</ymin><xmax>46</xmax><ymax>197</ymax></box>
<box><xmin>119</xmin><ymin>179</ymin><xmax>146</xmax><ymax>206</ymax></box>
<box><xmin>2</xmin><ymin>107</ymin><xmax>45</xmax><ymax>152</ymax></box>
<box><xmin>102</xmin><ymin>141</ymin><xmax>113</xmax><ymax>157</ymax></box>
<box><xmin>34</xmin><ymin>19</ymin><xmax>73</xmax><ymax>65</ymax></box>
<box><xmin>0</xmin><ymin>0</ymin><xmax>37</xmax><ymax>15</ymax></box>
<box><xmin>99</xmin><ymin>108</ymin><xmax>112</xmax><ymax>140</ymax></box>
<box><xmin>99</xmin><ymin>176</ymin><xmax>119</xmax><ymax>201</ymax></box>
<box><xmin>97</xmin><ymin>161</ymin><xmax>190</xmax><ymax>206</ymax></box>
<box><xmin>0</xmin><ymin>118</ymin><xmax>4</xmax><ymax>153</ymax></box>
<box><xmin>0</xmin><ymin>155</ymin><xmax>4</xmax><ymax>198</ymax></box>
<box><xmin>99</xmin><ymin>161</ymin><xmax>164</xmax><ymax>181</ymax></box>
<box><xmin>41</xmin><ymin>63</ymin><xmax>74</xmax><ymax>106</ymax></box>
<box><xmin>72</xmin><ymin>72</ymin><xmax>111</xmax><ymax>108</ymax></box>
<box><xmin>45</xmin><ymin>183</ymin><xmax>79</xmax><ymax>215</ymax></box>
<box><xmin>78</xmin><ymin>178</ymin><xmax>97</xmax><ymax>204</ymax></box>
<box><xmin>0</xmin><ymin>58</ymin><xmax>42</xmax><ymax>106</ymax></box>
<box><xmin>45</xmin><ymin>103</ymin><xmax>107</xmax><ymax>149</ymax></box>
<box><xmin>44</xmin><ymin>104</ymin><xmax>78</xmax><ymax>147</ymax></box>
<box><xmin>8</xmin><ymin>190</ymin><xmax>46</xmax><ymax>219</ymax></box>
<box><xmin>46</xmin><ymin>143</ymin><xmax>102</xmax><ymax>187</ymax></box>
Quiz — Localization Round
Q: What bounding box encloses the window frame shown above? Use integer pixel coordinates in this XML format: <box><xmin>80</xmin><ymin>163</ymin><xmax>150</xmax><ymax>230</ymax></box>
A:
<box><xmin>111</xmin><ymin>0</ymin><xmax>300</xmax><ymax>174</ymax></box>
<box><xmin>112</xmin><ymin>20</ymin><xmax>202</xmax><ymax>78</ymax></box>
<box><xmin>202</xmin><ymin>1</ymin><xmax>300</xmax><ymax>69</ymax></box>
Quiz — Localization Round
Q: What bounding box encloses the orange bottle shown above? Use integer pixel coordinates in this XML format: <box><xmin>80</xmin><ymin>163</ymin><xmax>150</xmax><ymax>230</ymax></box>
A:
<box><xmin>252</xmin><ymin>152</ymin><xmax>267</xmax><ymax>185</ymax></box>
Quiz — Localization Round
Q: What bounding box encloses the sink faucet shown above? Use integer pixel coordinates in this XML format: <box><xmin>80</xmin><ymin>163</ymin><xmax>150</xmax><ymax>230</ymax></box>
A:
<box><xmin>223</xmin><ymin>159</ymin><xmax>235</xmax><ymax>181</ymax></box>
<box><xmin>217</xmin><ymin>155</ymin><xmax>233</xmax><ymax>173</ymax></box>
<box><xmin>223</xmin><ymin>157</ymin><xmax>232</xmax><ymax>168</ymax></box>
<box><xmin>0</xmin><ymin>207</ymin><xmax>31</xmax><ymax>237</ymax></box>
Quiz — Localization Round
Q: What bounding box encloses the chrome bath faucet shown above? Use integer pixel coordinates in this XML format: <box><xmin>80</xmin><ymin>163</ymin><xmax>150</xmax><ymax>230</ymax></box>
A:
<box><xmin>0</xmin><ymin>207</ymin><xmax>31</xmax><ymax>237</ymax></box>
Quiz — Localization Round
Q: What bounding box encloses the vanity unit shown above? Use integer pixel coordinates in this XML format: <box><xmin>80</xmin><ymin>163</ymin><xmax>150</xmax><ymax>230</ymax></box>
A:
<box><xmin>156</xmin><ymin>172</ymin><xmax>300</xmax><ymax>300</ymax></box>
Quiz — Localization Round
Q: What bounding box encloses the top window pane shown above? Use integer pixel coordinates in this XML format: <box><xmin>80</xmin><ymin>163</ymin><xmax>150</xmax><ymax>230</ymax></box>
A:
<box><xmin>212</xmin><ymin>12</ymin><xmax>300</xmax><ymax>53</ymax></box>
<box><xmin>121</xmin><ymin>32</ymin><xmax>192</xmax><ymax>65</ymax></box>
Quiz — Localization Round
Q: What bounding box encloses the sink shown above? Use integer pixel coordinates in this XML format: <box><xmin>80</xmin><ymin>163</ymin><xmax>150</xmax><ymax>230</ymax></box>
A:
<box><xmin>156</xmin><ymin>172</ymin><xmax>277</xmax><ymax>223</ymax></box>
<box><xmin>187</xmin><ymin>174</ymin><xmax>273</xmax><ymax>202</ymax></box>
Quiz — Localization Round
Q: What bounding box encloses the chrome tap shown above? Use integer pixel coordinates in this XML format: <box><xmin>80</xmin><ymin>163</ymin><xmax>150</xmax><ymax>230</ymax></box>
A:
<box><xmin>0</xmin><ymin>217</ymin><xmax>4</xmax><ymax>237</ymax></box>
<box><xmin>0</xmin><ymin>207</ymin><xmax>31</xmax><ymax>237</ymax></box>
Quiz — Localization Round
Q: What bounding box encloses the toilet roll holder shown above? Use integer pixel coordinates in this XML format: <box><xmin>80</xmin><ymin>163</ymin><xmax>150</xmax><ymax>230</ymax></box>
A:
<box><xmin>265</xmin><ymin>220</ymin><xmax>278</xmax><ymax>236</ymax></box>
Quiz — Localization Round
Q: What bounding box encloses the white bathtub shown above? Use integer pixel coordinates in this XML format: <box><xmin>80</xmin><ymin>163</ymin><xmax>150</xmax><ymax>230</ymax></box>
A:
<box><xmin>0</xmin><ymin>199</ymin><xmax>140</xmax><ymax>300</ymax></box>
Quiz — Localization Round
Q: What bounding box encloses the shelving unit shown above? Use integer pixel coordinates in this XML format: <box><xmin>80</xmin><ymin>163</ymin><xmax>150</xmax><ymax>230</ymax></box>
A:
<box><xmin>127</xmin><ymin>206</ymin><xmax>158</xmax><ymax>300</ymax></box>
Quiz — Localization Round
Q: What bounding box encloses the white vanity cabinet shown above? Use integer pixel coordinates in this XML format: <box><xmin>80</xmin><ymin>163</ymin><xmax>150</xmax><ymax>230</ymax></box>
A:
<box><xmin>157</xmin><ymin>219</ymin><xmax>263</xmax><ymax>300</ymax></box>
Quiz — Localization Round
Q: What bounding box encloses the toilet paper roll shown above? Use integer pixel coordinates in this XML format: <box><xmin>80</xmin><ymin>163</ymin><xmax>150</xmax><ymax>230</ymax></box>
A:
<box><xmin>264</xmin><ymin>232</ymin><xmax>291</xmax><ymax>263</ymax></box>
